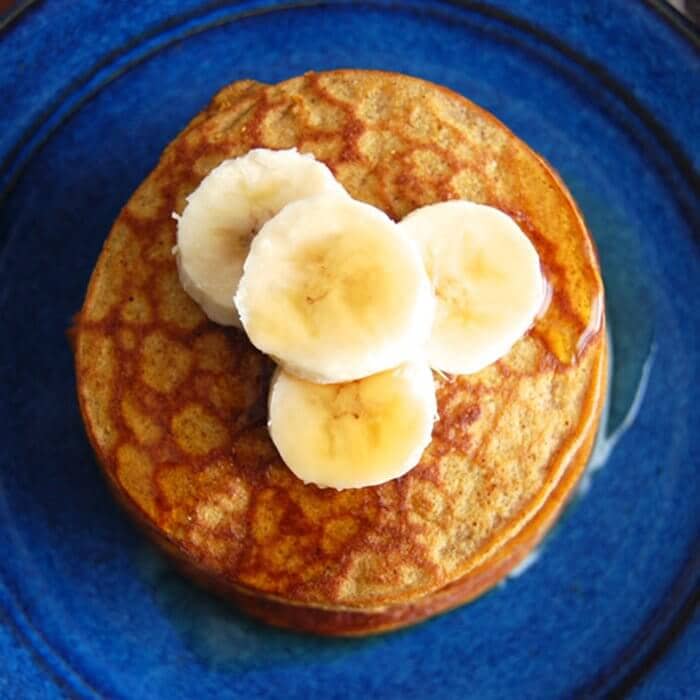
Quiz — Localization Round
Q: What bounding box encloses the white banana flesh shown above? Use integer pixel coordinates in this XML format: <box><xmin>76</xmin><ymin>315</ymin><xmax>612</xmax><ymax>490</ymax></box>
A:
<box><xmin>175</xmin><ymin>148</ymin><xmax>347</xmax><ymax>327</ymax></box>
<box><xmin>268</xmin><ymin>362</ymin><xmax>437</xmax><ymax>490</ymax></box>
<box><xmin>399</xmin><ymin>201</ymin><xmax>545</xmax><ymax>375</ymax></box>
<box><xmin>235</xmin><ymin>193</ymin><xmax>435</xmax><ymax>383</ymax></box>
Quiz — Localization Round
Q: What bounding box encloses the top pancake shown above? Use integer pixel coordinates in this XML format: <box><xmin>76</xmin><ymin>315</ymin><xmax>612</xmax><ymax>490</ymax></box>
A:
<box><xmin>74</xmin><ymin>70</ymin><xmax>605</xmax><ymax>611</ymax></box>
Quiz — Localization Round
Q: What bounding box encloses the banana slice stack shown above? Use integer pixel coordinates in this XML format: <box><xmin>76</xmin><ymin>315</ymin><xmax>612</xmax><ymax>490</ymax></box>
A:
<box><xmin>175</xmin><ymin>149</ymin><xmax>545</xmax><ymax>489</ymax></box>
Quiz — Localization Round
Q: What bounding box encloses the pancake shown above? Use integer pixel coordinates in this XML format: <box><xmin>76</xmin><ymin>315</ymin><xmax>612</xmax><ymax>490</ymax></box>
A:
<box><xmin>74</xmin><ymin>70</ymin><xmax>606</xmax><ymax>634</ymax></box>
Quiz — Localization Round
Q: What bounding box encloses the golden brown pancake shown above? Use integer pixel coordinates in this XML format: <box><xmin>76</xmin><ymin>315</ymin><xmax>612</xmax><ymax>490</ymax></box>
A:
<box><xmin>73</xmin><ymin>70</ymin><xmax>606</xmax><ymax>634</ymax></box>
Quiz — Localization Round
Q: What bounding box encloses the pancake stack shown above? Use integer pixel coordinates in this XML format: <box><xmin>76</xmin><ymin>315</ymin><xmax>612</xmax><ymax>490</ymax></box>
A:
<box><xmin>74</xmin><ymin>70</ymin><xmax>607</xmax><ymax>635</ymax></box>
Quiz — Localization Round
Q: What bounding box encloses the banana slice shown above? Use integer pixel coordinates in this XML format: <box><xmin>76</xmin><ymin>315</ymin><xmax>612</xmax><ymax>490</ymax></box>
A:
<box><xmin>175</xmin><ymin>148</ymin><xmax>347</xmax><ymax>327</ymax></box>
<box><xmin>235</xmin><ymin>193</ymin><xmax>435</xmax><ymax>383</ymax></box>
<box><xmin>268</xmin><ymin>362</ymin><xmax>437</xmax><ymax>489</ymax></box>
<box><xmin>399</xmin><ymin>201</ymin><xmax>545</xmax><ymax>375</ymax></box>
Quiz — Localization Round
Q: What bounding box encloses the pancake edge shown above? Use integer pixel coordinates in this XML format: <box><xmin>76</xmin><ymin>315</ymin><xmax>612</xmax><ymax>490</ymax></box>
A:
<box><xmin>73</xmin><ymin>69</ymin><xmax>608</xmax><ymax>616</ymax></box>
<box><xmin>75</xmin><ymin>332</ymin><xmax>607</xmax><ymax>635</ymax></box>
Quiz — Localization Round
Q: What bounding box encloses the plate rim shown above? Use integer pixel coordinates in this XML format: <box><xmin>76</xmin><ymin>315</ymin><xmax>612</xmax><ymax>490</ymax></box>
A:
<box><xmin>0</xmin><ymin>1</ymin><xmax>698</xmax><ymax>697</ymax></box>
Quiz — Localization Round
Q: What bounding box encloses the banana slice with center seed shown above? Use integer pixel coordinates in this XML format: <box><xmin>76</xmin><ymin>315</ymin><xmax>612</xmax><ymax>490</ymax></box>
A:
<box><xmin>175</xmin><ymin>148</ymin><xmax>347</xmax><ymax>327</ymax></box>
<box><xmin>399</xmin><ymin>201</ymin><xmax>545</xmax><ymax>375</ymax></box>
<box><xmin>235</xmin><ymin>193</ymin><xmax>435</xmax><ymax>383</ymax></box>
<box><xmin>268</xmin><ymin>362</ymin><xmax>437</xmax><ymax>490</ymax></box>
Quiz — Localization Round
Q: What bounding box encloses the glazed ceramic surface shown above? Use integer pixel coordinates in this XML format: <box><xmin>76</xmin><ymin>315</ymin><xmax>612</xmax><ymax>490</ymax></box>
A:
<box><xmin>0</xmin><ymin>1</ymin><xmax>698</xmax><ymax>697</ymax></box>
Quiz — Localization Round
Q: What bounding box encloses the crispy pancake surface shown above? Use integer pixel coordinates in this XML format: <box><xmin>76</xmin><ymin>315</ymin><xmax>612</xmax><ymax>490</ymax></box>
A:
<box><xmin>75</xmin><ymin>71</ymin><xmax>606</xmax><ymax>617</ymax></box>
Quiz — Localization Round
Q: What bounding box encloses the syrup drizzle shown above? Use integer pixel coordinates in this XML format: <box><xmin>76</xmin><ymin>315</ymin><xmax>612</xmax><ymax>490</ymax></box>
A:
<box><xmin>578</xmin><ymin>332</ymin><xmax>656</xmax><ymax>496</ymax></box>
<box><xmin>501</xmin><ymin>206</ymin><xmax>603</xmax><ymax>365</ymax></box>
<box><xmin>576</xmin><ymin>292</ymin><xmax>605</xmax><ymax>358</ymax></box>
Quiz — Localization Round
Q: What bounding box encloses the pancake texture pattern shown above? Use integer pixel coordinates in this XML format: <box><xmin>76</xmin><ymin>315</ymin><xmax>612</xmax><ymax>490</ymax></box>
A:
<box><xmin>74</xmin><ymin>71</ymin><xmax>606</xmax><ymax>634</ymax></box>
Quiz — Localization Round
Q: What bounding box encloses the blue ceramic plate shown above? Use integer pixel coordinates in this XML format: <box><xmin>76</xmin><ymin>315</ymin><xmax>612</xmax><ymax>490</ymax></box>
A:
<box><xmin>1</xmin><ymin>1</ymin><xmax>698</xmax><ymax>698</ymax></box>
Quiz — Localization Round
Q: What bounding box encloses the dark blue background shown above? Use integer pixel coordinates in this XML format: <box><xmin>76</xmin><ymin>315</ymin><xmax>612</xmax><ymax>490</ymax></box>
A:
<box><xmin>1</xmin><ymin>2</ymin><xmax>698</xmax><ymax>698</ymax></box>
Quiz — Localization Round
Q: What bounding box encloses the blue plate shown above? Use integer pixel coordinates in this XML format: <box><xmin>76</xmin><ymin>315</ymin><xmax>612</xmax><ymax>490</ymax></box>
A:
<box><xmin>1</xmin><ymin>1</ymin><xmax>698</xmax><ymax>697</ymax></box>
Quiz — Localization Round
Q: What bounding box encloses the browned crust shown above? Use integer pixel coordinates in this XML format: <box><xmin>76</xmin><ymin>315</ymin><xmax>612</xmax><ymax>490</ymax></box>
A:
<box><xmin>94</xmin><ymin>334</ymin><xmax>606</xmax><ymax>635</ymax></box>
<box><xmin>73</xmin><ymin>70</ymin><xmax>607</xmax><ymax>617</ymax></box>
<box><xmin>238</xmin><ymin>338</ymin><xmax>608</xmax><ymax>635</ymax></box>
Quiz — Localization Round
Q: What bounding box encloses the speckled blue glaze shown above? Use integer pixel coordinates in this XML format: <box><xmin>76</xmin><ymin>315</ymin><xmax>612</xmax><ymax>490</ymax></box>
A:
<box><xmin>0</xmin><ymin>2</ymin><xmax>698</xmax><ymax>698</ymax></box>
